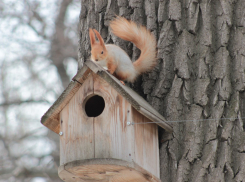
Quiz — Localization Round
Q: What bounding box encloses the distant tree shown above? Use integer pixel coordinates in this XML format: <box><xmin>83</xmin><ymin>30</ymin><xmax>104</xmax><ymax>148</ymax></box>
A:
<box><xmin>0</xmin><ymin>0</ymin><xmax>79</xmax><ymax>181</ymax></box>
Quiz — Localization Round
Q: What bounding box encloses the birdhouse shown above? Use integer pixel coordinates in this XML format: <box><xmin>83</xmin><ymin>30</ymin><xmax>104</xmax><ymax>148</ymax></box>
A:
<box><xmin>41</xmin><ymin>60</ymin><xmax>173</xmax><ymax>182</ymax></box>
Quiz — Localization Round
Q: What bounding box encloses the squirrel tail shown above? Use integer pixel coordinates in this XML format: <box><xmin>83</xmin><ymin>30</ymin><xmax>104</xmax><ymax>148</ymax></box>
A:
<box><xmin>110</xmin><ymin>17</ymin><xmax>157</xmax><ymax>75</ymax></box>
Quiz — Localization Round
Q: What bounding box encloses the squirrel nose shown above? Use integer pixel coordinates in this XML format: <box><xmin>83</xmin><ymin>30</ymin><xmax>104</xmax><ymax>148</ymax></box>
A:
<box><xmin>95</xmin><ymin>59</ymin><xmax>98</xmax><ymax>61</ymax></box>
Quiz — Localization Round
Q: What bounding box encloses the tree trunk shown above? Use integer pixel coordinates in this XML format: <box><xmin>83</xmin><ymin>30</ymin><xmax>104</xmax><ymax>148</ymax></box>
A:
<box><xmin>78</xmin><ymin>0</ymin><xmax>245</xmax><ymax>181</ymax></box>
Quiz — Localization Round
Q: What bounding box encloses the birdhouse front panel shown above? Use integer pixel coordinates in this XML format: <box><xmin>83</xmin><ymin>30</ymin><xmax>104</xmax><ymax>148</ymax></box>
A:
<box><xmin>59</xmin><ymin>72</ymin><xmax>134</xmax><ymax>165</ymax></box>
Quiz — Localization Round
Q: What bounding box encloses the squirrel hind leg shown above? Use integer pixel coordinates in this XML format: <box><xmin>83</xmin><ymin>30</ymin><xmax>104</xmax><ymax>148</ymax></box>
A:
<box><xmin>111</xmin><ymin>72</ymin><xmax>126</xmax><ymax>85</ymax></box>
<box><xmin>115</xmin><ymin>71</ymin><xmax>138</xmax><ymax>83</ymax></box>
<box><xmin>114</xmin><ymin>72</ymin><xmax>129</xmax><ymax>82</ymax></box>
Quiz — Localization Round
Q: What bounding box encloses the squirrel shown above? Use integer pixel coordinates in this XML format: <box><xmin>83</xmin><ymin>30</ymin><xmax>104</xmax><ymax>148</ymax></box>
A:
<box><xmin>89</xmin><ymin>16</ymin><xmax>157</xmax><ymax>84</ymax></box>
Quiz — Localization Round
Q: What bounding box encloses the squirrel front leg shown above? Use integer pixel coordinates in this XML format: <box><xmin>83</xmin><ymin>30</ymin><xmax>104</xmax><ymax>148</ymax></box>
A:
<box><xmin>107</xmin><ymin>58</ymin><xmax>125</xmax><ymax>85</ymax></box>
<box><xmin>107</xmin><ymin>58</ymin><xmax>117</xmax><ymax>74</ymax></box>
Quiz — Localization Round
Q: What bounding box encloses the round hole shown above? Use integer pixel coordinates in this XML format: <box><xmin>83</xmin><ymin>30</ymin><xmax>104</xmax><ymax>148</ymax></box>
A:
<box><xmin>84</xmin><ymin>95</ymin><xmax>105</xmax><ymax>117</ymax></box>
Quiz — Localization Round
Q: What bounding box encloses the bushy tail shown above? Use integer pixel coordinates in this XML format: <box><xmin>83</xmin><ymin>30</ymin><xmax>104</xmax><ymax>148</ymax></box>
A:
<box><xmin>110</xmin><ymin>17</ymin><xmax>157</xmax><ymax>74</ymax></box>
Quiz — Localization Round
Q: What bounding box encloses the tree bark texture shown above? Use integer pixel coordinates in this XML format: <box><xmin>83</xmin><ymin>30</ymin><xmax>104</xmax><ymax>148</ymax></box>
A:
<box><xmin>78</xmin><ymin>0</ymin><xmax>245</xmax><ymax>181</ymax></box>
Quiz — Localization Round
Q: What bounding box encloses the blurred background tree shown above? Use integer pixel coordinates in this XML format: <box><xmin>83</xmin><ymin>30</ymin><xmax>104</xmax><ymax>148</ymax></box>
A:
<box><xmin>0</xmin><ymin>0</ymin><xmax>79</xmax><ymax>181</ymax></box>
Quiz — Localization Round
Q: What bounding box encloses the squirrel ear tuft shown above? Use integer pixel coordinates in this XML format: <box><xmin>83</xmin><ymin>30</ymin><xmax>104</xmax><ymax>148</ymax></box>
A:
<box><xmin>89</xmin><ymin>29</ymin><xmax>96</xmax><ymax>46</ymax></box>
<box><xmin>93</xmin><ymin>29</ymin><xmax>106</xmax><ymax>49</ymax></box>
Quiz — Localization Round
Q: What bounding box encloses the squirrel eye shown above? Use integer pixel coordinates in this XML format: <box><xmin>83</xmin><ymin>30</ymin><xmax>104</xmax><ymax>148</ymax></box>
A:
<box><xmin>101</xmin><ymin>51</ymin><xmax>103</xmax><ymax>54</ymax></box>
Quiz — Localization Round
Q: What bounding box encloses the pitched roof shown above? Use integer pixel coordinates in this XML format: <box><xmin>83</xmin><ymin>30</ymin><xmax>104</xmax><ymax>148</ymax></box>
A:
<box><xmin>41</xmin><ymin>60</ymin><xmax>173</xmax><ymax>133</ymax></box>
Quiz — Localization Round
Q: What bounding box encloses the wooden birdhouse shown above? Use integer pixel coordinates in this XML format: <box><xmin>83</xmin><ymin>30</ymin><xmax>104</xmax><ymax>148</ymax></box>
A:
<box><xmin>41</xmin><ymin>60</ymin><xmax>173</xmax><ymax>182</ymax></box>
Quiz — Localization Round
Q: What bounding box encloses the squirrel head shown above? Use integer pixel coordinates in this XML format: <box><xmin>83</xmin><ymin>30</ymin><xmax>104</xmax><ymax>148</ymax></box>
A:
<box><xmin>89</xmin><ymin>29</ymin><xmax>107</xmax><ymax>62</ymax></box>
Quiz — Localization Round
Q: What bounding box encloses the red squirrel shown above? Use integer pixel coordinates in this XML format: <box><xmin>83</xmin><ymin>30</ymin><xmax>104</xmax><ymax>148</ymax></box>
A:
<box><xmin>89</xmin><ymin>17</ymin><xmax>157</xmax><ymax>84</ymax></box>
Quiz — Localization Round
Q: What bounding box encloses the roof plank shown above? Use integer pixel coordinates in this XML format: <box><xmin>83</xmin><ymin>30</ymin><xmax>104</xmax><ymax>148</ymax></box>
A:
<box><xmin>41</xmin><ymin>65</ymin><xmax>92</xmax><ymax>134</ymax></box>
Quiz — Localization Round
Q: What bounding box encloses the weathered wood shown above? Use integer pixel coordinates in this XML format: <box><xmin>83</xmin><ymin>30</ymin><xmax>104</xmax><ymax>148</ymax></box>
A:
<box><xmin>133</xmin><ymin>108</ymin><xmax>160</xmax><ymax>178</ymax></box>
<box><xmin>41</xmin><ymin>66</ymin><xmax>91</xmax><ymax>134</ymax></box>
<box><xmin>93</xmin><ymin>73</ymin><xmax>135</xmax><ymax>161</ymax></box>
<box><xmin>133</xmin><ymin>107</ymin><xmax>144</xmax><ymax>169</ymax></box>
<box><xmin>41</xmin><ymin>80</ymin><xmax>78</xmax><ymax>134</ymax></box>
<box><xmin>60</xmin><ymin>74</ymin><xmax>94</xmax><ymax>165</ymax></box>
<box><xmin>143</xmin><ymin>116</ymin><xmax>159</xmax><ymax>178</ymax></box>
<box><xmin>58</xmin><ymin>159</ymin><xmax>161</xmax><ymax>182</ymax></box>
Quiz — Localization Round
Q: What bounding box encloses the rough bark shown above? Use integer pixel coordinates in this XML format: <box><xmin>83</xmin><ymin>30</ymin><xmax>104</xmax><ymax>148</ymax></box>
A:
<box><xmin>78</xmin><ymin>0</ymin><xmax>245</xmax><ymax>181</ymax></box>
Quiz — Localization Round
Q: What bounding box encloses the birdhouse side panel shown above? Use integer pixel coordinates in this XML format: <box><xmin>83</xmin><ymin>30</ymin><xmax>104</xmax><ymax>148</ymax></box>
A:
<box><xmin>60</xmin><ymin>74</ymin><xmax>94</xmax><ymax>165</ymax></box>
<box><xmin>133</xmin><ymin>108</ymin><xmax>144</xmax><ymax>167</ymax></box>
<box><xmin>132</xmin><ymin>108</ymin><xmax>160</xmax><ymax>178</ymax></box>
<box><xmin>143</xmin><ymin>116</ymin><xmax>160</xmax><ymax>178</ymax></box>
<box><xmin>93</xmin><ymin>73</ymin><xmax>135</xmax><ymax>162</ymax></box>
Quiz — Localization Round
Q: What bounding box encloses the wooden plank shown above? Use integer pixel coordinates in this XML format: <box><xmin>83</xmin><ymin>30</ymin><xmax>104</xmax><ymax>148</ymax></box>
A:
<box><xmin>143</xmin><ymin>116</ymin><xmax>159</xmax><ymax>178</ymax></box>
<box><xmin>132</xmin><ymin>107</ymin><xmax>144</xmax><ymax>169</ymax></box>
<box><xmin>60</xmin><ymin>74</ymin><xmax>94</xmax><ymax>165</ymax></box>
<box><xmin>60</xmin><ymin>105</ymin><xmax>69</xmax><ymax>165</ymax></box>
<box><xmin>41</xmin><ymin>66</ymin><xmax>91</xmax><ymax>134</ymax></box>
<box><xmin>93</xmin><ymin>73</ymin><xmax>134</xmax><ymax>162</ymax></box>
<box><xmin>58</xmin><ymin>159</ymin><xmax>161</xmax><ymax>182</ymax></box>
<box><xmin>84</xmin><ymin>59</ymin><xmax>104</xmax><ymax>74</ymax></box>
<box><xmin>58</xmin><ymin>164</ymin><xmax>82</xmax><ymax>182</ymax></box>
<box><xmin>41</xmin><ymin>81</ymin><xmax>79</xmax><ymax>134</ymax></box>
<box><xmin>133</xmin><ymin>107</ymin><xmax>160</xmax><ymax>178</ymax></box>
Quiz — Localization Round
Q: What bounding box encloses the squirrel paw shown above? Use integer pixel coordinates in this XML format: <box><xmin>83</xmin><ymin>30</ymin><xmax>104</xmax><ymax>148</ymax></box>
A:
<box><xmin>120</xmin><ymin>80</ymin><xmax>125</xmax><ymax>85</ymax></box>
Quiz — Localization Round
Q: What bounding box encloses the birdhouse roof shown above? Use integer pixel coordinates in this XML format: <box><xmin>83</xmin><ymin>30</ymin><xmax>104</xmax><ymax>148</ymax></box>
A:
<box><xmin>41</xmin><ymin>60</ymin><xmax>173</xmax><ymax>134</ymax></box>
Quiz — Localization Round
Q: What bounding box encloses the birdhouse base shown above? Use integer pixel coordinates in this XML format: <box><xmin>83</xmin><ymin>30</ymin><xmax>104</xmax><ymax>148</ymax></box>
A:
<box><xmin>58</xmin><ymin>158</ymin><xmax>161</xmax><ymax>182</ymax></box>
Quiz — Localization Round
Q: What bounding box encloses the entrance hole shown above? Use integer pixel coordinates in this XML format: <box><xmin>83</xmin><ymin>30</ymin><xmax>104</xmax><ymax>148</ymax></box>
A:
<box><xmin>84</xmin><ymin>95</ymin><xmax>105</xmax><ymax>117</ymax></box>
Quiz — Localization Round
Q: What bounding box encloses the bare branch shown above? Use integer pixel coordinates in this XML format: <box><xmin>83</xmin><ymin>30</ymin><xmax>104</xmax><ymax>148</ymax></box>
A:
<box><xmin>0</xmin><ymin>99</ymin><xmax>51</xmax><ymax>107</ymax></box>
<box><xmin>0</xmin><ymin>167</ymin><xmax>59</xmax><ymax>180</ymax></box>
<box><xmin>50</xmin><ymin>0</ymin><xmax>76</xmax><ymax>88</ymax></box>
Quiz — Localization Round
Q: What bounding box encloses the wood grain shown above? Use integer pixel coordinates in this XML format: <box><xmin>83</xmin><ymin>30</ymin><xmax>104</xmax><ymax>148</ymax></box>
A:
<box><xmin>93</xmin><ymin>73</ymin><xmax>134</xmax><ymax>161</ymax></box>
<box><xmin>133</xmin><ymin>108</ymin><xmax>160</xmax><ymax>178</ymax></box>
<box><xmin>133</xmin><ymin>107</ymin><xmax>144</xmax><ymax>168</ymax></box>
<box><xmin>58</xmin><ymin>158</ymin><xmax>161</xmax><ymax>182</ymax></box>
<box><xmin>60</xmin><ymin>74</ymin><xmax>94</xmax><ymax>165</ymax></box>
<box><xmin>143</xmin><ymin>116</ymin><xmax>159</xmax><ymax>178</ymax></box>
<box><xmin>41</xmin><ymin>66</ymin><xmax>91</xmax><ymax>134</ymax></box>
